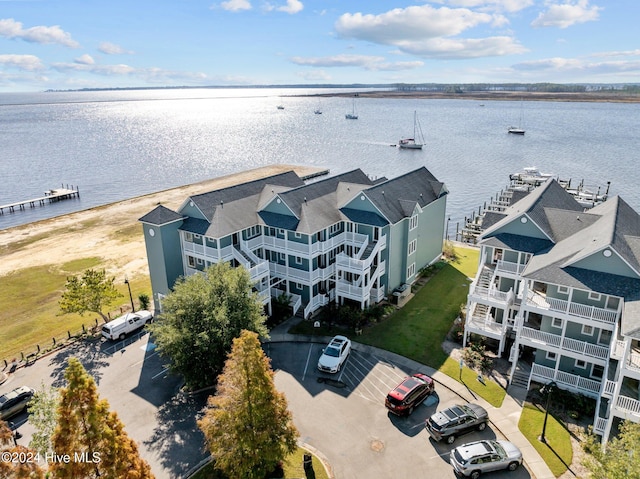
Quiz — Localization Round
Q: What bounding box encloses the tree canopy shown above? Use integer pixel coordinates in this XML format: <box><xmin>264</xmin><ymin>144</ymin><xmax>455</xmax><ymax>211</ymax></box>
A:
<box><xmin>198</xmin><ymin>330</ymin><xmax>298</xmax><ymax>479</ymax></box>
<box><xmin>59</xmin><ymin>269</ymin><xmax>122</xmax><ymax>321</ymax></box>
<box><xmin>50</xmin><ymin>357</ymin><xmax>154</xmax><ymax>479</ymax></box>
<box><xmin>0</xmin><ymin>420</ymin><xmax>46</xmax><ymax>479</ymax></box>
<box><xmin>583</xmin><ymin>421</ymin><xmax>640</xmax><ymax>479</ymax></box>
<box><xmin>28</xmin><ymin>382</ymin><xmax>60</xmax><ymax>457</ymax></box>
<box><xmin>149</xmin><ymin>262</ymin><xmax>268</xmax><ymax>389</ymax></box>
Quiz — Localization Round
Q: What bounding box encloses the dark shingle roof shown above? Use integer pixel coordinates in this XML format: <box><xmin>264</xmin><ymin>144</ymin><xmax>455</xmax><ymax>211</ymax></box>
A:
<box><xmin>189</xmin><ymin>171</ymin><xmax>304</xmax><ymax>222</ymax></box>
<box><xmin>139</xmin><ymin>205</ymin><xmax>184</xmax><ymax>225</ymax></box>
<box><xmin>363</xmin><ymin>167</ymin><xmax>447</xmax><ymax>224</ymax></box>
<box><xmin>258</xmin><ymin>211</ymin><xmax>300</xmax><ymax>230</ymax></box>
<box><xmin>481</xmin><ymin>233</ymin><xmax>553</xmax><ymax>254</ymax></box>
<box><xmin>340</xmin><ymin>208</ymin><xmax>388</xmax><ymax>227</ymax></box>
<box><xmin>179</xmin><ymin>217</ymin><xmax>210</xmax><ymax>235</ymax></box>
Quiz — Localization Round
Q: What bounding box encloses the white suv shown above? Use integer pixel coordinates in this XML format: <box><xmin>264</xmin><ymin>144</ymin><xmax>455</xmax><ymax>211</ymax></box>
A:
<box><xmin>317</xmin><ymin>335</ymin><xmax>351</xmax><ymax>373</ymax></box>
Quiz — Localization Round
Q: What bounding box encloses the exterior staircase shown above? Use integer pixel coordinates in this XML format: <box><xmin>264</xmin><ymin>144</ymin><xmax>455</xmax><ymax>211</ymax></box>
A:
<box><xmin>509</xmin><ymin>360</ymin><xmax>531</xmax><ymax>390</ymax></box>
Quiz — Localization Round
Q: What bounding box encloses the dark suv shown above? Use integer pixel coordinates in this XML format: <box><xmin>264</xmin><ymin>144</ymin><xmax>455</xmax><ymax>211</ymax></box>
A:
<box><xmin>0</xmin><ymin>386</ymin><xmax>35</xmax><ymax>421</ymax></box>
<box><xmin>426</xmin><ymin>403</ymin><xmax>489</xmax><ymax>444</ymax></box>
<box><xmin>385</xmin><ymin>373</ymin><xmax>435</xmax><ymax>416</ymax></box>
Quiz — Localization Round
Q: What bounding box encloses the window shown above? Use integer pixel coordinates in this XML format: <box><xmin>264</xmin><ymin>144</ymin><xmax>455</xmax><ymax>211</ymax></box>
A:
<box><xmin>185</xmin><ymin>232</ymin><xmax>193</xmax><ymax>242</ymax></box>
<box><xmin>545</xmin><ymin>351</ymin><xmax>557</xmax><ymax>361</ymax></box>
<box><xmin>187</xmin><ymin>256</ymin><xmax>195</xmax><ymax>268</ymax></box>
<box><xmin>296</xmin><ymin>283</ymin><xmax>303</xmax><ymax>290</ymax></box>
<box><xmin>329</xmin><ymin>223</ymin><xmax>341</xmax><ymax>235</ymax></box>
<box><xmin>552</xmin><ymin>318</ymin><xmax>563</xmax><ymax>329</ymax></box>
<box><xmin>588</xmin><ymin>291</ymin><xmax>601</xmax><ymax>301</ymax></box>
<box><xmin>598</xmin><ymin>329</ymin><xmax>612</xmax><ymax>346</ymax></box>
<box><xmin>591</xmin><ymin>364</ymin><xmax>604</xmax><ymax>379</ymax></box>
<box><xmin>294</xmin><ymin>232</ymin><xmax>302</xmax><ymax>238</ymax></box>
<box><xmin>408</xmin><ymin>239</ymin><xmax>417</xmax><ymax>256</ymax></box>
<box><xmin>194</xmin><ymin>234</ymin><xmax>201</xmax><ymax>239</ymax></box>
<box><xmin>295</xmin><ymin>256</ymin><xmax>302</xmax><ymax>265</ymax></box>
<box><xmin>557</xmin><ymin>286</ymin><xmax>569</xmax><ymax>294</ymax></box>
<box><xmin>279</xmin><ymin>252</ymin><xmax>285</xmax><ymax>262</ymax></box>
<box><xmin>278</xmin><ymin>228</ymin><xmax>285</xmax><ymax>236</ymax></box>
<box><xmin>575</xmin><ymin>359</ymin><xmax>587</xmax><ymax>369</ymax></box>
<box><xmin>407</xmin><ymin>263</ymin><xmax>415</xmax><ymax>278</ymax></box>
<box><xmin>196</xmin><ymin>258</ymin><xmax>203</xmax><ymax>265</ymax></box>
<box><xmin>409</xmin><ymin>214</ymin><xmax>418</xmax><ymax>231</ymax></box>
<box><xmin>246</xmin><ymin>225</ymin><xmax>260</xmax><ymax>238</ymax></box>
<box><xmin>582</xmin><ymin>324</ymin><xmax>594</xmax><ymax>336</ymax></box>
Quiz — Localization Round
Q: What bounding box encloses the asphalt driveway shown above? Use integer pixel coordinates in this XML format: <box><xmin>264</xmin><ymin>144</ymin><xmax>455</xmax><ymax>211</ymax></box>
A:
<box><xmin>266</xmin><ymin>341</ymin><xmax>532</xmax><ymax>479</ymax></box>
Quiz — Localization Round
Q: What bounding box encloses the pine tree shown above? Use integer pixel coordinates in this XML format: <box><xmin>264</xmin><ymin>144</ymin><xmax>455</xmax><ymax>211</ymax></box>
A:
<box><xmin>198</xmin><ymin>330</ymin><xmax>298</xmax><ymax>479</ymax></box>
<box><xmin>50</xmin><ymin>357</ymin><xmax>154</xmax><ymax>479</ymax></box>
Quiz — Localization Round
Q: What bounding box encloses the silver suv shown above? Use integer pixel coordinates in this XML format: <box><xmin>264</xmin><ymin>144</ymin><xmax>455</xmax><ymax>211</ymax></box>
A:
<box><xmin>426</xmin><ymin>403</ymin><xmax>488</xmax><ymax>444</ymax></box>
<box><xmin>450</xmin><ymin>440</ymin><xmax>522</xmax><ymax>478</ymax></box>
<box><xmin>0</xmin><ymin>386</ymin><xmax>34</xmax><ymax>421</ymax></box>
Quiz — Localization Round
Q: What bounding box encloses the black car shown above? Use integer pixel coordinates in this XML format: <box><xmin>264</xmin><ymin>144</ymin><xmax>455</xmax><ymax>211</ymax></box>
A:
<box><xmin>426</xmin><ymin>403</ymin><xmax>489</xmax><ymax>444</ymax></box>
<box><xmin>0</xmin><ymin>386</ymin><xmax>35</xmax><ymax>421</ymax></box>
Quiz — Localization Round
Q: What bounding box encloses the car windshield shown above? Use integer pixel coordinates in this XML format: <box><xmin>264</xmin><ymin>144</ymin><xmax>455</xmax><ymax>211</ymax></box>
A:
<box><xmin>491</xmin><ymin>441</ymin><xmax>506</xmax><ymax>458</ymax></box>
<box><xmin>453</xmin><ymin>449</ymin><xmax>466</xmax><ymax>465</ymax></box>
<box><xmin>324</xmin><ymin>346</ymin><xmax>340</xmax><ymax>357</ymax></box>
<box><xmin>459</xmin><ymin>405</ymin><xmax>477</xmax><ymax>418</ymax></box>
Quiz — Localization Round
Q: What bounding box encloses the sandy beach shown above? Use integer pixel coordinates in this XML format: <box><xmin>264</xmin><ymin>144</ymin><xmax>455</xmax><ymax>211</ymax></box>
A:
<box><xmin>0</xmin><ymin>164</ymin><xmax>327</xmax><ymax>281</ymax></box>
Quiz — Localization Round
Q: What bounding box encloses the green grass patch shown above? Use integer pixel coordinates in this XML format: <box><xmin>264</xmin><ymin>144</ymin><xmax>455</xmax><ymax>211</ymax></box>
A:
<box><xmin>190</xmin><ymin>447</ymin><xmax>329</xmax><ymax>479</ymax></box>
<box><xmin>111</xmin><ymin>222</ymin><xmax>143</xmax><ymax>242</ymax></box>
<box><xmin>439</xmin><ymin>357</ymin><xmax>505</xmax><ymax>407</ymax></box>
<box><xmin>518</xmin><ymin>402</ymin><xmax>572</xmax><ymax>477</ymax></box>
<box><xmin>0</xmin><ymin>264</ymin><xmax>151</xmax><ymax>361</ymax></box>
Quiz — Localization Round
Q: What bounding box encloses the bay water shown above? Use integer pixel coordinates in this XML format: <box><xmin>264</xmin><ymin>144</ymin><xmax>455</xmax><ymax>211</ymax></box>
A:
<box><xmin>1</xmin><ymin>88</ymin><xmax>638</xmax><ymax>235</ymax></box>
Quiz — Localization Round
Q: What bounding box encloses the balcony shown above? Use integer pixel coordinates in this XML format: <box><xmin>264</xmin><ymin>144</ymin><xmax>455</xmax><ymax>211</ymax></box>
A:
<box><xmin>469</xmin><ymin>284</ymin><xmax>515</xmax><ymax>307</ymax></box>
<box><xmin>246</xmin><ymin>231</ymin><xmax>370</xmax><ymax>257</ymax></box>
<box><xmin>612</xmin><ymin>394</ymin><xmax>640</xmax><ymax>421</ymax></box>
<box><xmin>518</xmin><ymin>327</ymin><xmax>609</xmax><ymax>361</ymax></box>
<box><xmin>530</xmin><ymin>362</ymin><xmax>601</xmax><ymax>398</ymax></box>
<box><xmin>495</xmin><ymin>259</ymin><xmax>527</xmax><ymax>277</ymax></box>
<box><xmin>524</xmin><ymin>290</ymin><xmax>619</xmax><ymax>327</ymax></box>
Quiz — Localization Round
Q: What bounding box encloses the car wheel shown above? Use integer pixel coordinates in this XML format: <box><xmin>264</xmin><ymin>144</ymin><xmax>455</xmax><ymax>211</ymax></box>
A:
<box><xmin>478</xmin><ymin>421</ymin><xmax>487</xmax><ymax>431</ymax></box>
<box><xmin>470</xmin><ymin>471</ymin><xmax>481</xmax><ymax>479</ymax></box>
<box><xmin>119</xmin><ymin>333</ymin><xmax>126</xmax><ymax>340</ymax></box>
<box><xmin>507</xmin><ymin>461</ymin><xmax>520</xmax><ymax>471</ymax></box>
<box><xmin>446</xmin><ymin>434</ymin><xmax>456</xmax><ymax>444</ymax></box>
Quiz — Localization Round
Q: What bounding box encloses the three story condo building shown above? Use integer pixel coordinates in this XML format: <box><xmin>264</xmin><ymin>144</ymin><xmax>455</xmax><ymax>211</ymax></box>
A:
<box><xmin>463</xmin><ymin>178</ymin><xmax>640</xmax><ymax>442</ymax></box>
<box><xmin>139</xmin><ymin>167</ymin><xmax>448</xmax><ymax>321</ymax></box>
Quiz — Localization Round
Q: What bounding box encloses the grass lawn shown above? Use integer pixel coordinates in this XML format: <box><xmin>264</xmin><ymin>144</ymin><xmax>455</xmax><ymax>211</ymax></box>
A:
<box><xmin>518</xmin><ymin>403</ymin><xmax>572</xmax><ymax>477</ymax></box>
<box><xmin>0</xmin><ymin>260</ymin><xmax>151</xmax><ymax>361</ymax></box>
<box><xmin>190</xmin><ymin>447</ymin><xmax>330</xmax><ymax>479</ymax></box>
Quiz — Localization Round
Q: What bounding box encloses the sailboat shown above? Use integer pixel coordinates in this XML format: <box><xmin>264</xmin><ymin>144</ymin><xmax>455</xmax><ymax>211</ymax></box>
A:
<box><xmin>508</xmin><ymin>99</ymin><xmax>525</xmax><ymax>135</ymax></box>
<box><xmin>398</xmin><ymin>111</ymin><xmax>425</xmax><ymax>149</ymax></box>
<box><xmin>345</xmin><ymin>97</ymin><xmax>358</xmax><ymax>120</ymax></box>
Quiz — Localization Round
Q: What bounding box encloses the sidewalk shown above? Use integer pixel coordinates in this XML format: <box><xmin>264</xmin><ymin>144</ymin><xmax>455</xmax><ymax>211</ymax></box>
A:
<box><xmin>267</xmin><ymin>318</ymin><xmax>555</xmax><ymax>479</ymax></box>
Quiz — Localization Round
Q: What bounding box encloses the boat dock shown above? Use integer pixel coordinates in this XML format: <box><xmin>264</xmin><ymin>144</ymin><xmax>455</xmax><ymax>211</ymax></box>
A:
<box><xmin>456</xmin><ymin>172</ymin><xmax>611</xmax><ymax>244</ymax></box>
<box><xmin>0</xmin><ymin>185</ymin><xmax>80</xmax><ymax>215</ymax></box>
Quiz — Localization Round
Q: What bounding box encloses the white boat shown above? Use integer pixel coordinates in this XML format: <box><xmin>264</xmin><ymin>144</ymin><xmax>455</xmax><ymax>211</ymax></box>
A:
<box><xmin>345</xmin><ymin>97</ymin><xmax>358</xmax><ymax>120</ymax></box>
<box><xmin>508</xmin><ymin>99</ymin><xmax>525</xmax><ymax>135</ymax></box>
<box><xmin>509</xmin><ymin>167</ymin><xmax>554</xmax><ymax>185</ymax></box>
<box><xmin>399</xmin><ymin>111</ymin><xmax>425</xmax><ymax>150</ymax></box>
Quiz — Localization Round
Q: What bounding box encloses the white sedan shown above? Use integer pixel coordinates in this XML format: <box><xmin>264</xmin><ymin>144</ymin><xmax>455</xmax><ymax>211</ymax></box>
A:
<box><xmin>317</xmin><ymin>335</ymin><xmax>351</xmax><ymax>373</ymax></box>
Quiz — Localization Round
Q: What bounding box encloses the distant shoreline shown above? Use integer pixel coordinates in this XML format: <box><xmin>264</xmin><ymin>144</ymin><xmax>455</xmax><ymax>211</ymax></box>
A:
<box><xmin>312</xmin><ymin>90</ymin><xmax>640</xmax><ymax>103</ymax></box>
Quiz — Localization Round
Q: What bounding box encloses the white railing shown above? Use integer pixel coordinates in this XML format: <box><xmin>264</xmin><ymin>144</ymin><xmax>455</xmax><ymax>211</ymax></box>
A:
<box><xmin>246</xmin><ymin>231</ymin><xmax>369</xmax><ymax>257</ymax></box>
<box><xmin>336</xmin><ymin>282</ymin><xmax>364</xmax><ymax>299</ymax></box>
<box><xmin>183</xmin><ymin>242</ymin><xmax>233</xmax><ymax>262</ymax></box>
<box><xmin>248</xmin><ymin>260</ymin><xmax>269</xmax><ymax>281</ymax></box>
<box><xmin>614</xmin><ymin>395</ymin><xmax>640</xmax><ymax>418</ymax></box>
<box><xmin>525</xmin><ymin>290</ymin><xmax>619</xmax><ymax>325</ymax></box>
<box><xmin>240</xmin><ymin>239</ymin><xmax>262</xmax><ymax>264</ymax></box>
<box><xmin>520</xmin><ymin>327</ymin><xmax>562</xmax><ymax>347</ymax></box>
<box><xmin>466</xmin><ymin>315</ymin><xmax>504</xmax><ymax>336</ymax></box>
<box><xmin>231</xmin><ymin>246</ymin><xmax>250</xmax><ymax>269</ymax></box>
<box><xmin>626</xmin><ymin>350</ymin><xmax>640</xmax><ymax>372</ymax></box>
<box><xmin>562</xmin><ymin>336</ymin><xmax>609</xmax><ymax>360</ymax></box>
<box><xmin>602</xmin><ymin>380</ymin><xmax>616</xmax><ymax>398</ymax></box>
<box><xmin>593</xmin><ymin>417</ymin><xmax>607</xmax><ymax>435</ymax></box>
<box><xmin>611</xmin><ymin>339</ymin><xmax>626</xmax><ymax>360</ymax></box>
<box><xmin>356</xmin><ymin>235</ymin><xmax>369</xmax><ymax>259</ymax></box>
<box><xmin>470</xmin><ymin>285</ymin><xmax>514</xmax><ymax>304</ymax></box>
<box><xmin>521</xmin><ymin>326</ymin><xmax>610</xmax><ymax>360</ymax></box>
<box><xmin>270</xmin><ymin>289</ymin><xmax>301</xmax><ymax>316</ymax></box>
<box><xmin>257</xmin><ymin>288</ymin><xmax>270</xmax><ymax>303</ymax></box>
<box><xmin>303</xmin><ymin>293</ymin><xmax>330</xmax><ymax>319</ymax></box>
<box><xmin>370</xmin><ymin>287</ymin><xmax>385</xmax><ymax>303</ymax></box>
<box><xmin>496</xmin><ymin>259</ymin><xmax>527</xmax><ymax>275</ymax></box>
<box><xmin>530</xmin><ymin>363</ymin><xmax>601</xmax><ymax>397</ymax></box>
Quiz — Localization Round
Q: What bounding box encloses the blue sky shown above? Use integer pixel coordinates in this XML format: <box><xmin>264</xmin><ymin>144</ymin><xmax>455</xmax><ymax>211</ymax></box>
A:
<box><xmin>1</xmin><ymin>0</ymin><xmax>639</xmax><ymax>92</ymax></box>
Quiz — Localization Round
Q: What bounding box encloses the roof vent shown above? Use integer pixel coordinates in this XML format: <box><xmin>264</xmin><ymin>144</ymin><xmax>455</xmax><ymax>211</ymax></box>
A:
<box><xmin>304</xmin><ymin>197</ymin><xmax>307</xmax><ymax>203</ymax></box>
<box><xmin>220</xmin><ymin>200</ymin><xmax>223</xmax><ymax>208</ymax></box>
<box><xmin>577</xmin><ymin>215</ymin><xmax>580</xmax><ymax>221</ymax></box>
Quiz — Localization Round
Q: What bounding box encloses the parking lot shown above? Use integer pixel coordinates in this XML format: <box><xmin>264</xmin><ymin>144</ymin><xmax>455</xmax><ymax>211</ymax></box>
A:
<box><xmin>266</xmin><ymin>341</ymin><xmax>532</xmax><ymax>479</ymax></box>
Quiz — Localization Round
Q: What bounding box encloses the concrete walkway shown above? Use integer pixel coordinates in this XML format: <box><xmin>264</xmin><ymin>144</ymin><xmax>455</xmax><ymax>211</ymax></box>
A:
<box><xmin>267</xmin><ymin>320</ymin><xmax>556</xmax><ymax>479</ymax></box>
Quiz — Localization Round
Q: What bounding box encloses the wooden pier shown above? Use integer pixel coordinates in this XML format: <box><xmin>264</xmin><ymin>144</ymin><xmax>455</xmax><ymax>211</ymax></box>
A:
<box><xmin>0</xmin><ymin>185</ymin><xmax>80</xmax><ymax>215</ymax></box>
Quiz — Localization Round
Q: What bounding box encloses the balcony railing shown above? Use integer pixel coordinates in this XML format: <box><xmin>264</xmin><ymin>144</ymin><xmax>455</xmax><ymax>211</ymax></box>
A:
<box><xmin>520</xmin><ymin>327</ymin><xmax>610</xmax><ymax>360</ymax></box>
<box><xmin>303</xmin><ymin>293</ymin><xmax>330</xmax><ymax>319</ymax></box>
<box><xmin>269</xmin><ymin>263</ymin><xmax>335</xmax><ymax>283</ymax></box>
<box><xmin>593</xmin><ymin>417</ymin><xmax>607</xmax><ymax>435</ymax></box>
<box><xmin>626</xmin><ymin>350</ymin><xmax>640</xmax><ymax>373</ymax></box>
<box><xmin>602</xmin><ymin>379</ymin><xmax>616</xmax><ymax>398</ymax></box>
<box><xmin>466</xmin><ymin>314</ymin><xmax>504</xmax><ymax>337</ymax></box>
<box><xmin>614</xmin><ymin>395</ymin><xmax>640</xmax><ymax>419</ymax></box>
<box><xmin>495</xmin><ymin>259</ymin><xmax>527</xmax><ymax>276</ymax></box>
<box><xmin>530</xmin><ymin>363</ymin><xmax>601</xmax><ymax>398</ymax></box>
<box><xmin>525</xmin><ymin>290</ymin><xmax>618</xmax><ymax>326</ymax></box>
<box><xmin>470</xmin><ymin>285</ymin><xmax>514</xmax><ymax>305</ymax></box>
<box><xmin>246</xmin><ymin>231</ymin><xmax>369</xmax><ymax>257</ymax></box>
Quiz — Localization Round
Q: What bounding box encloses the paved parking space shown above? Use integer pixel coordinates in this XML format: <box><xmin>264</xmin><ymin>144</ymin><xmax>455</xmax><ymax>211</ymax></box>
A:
<box><xmin>267</xmin><ymin>341</ymin><xmax>532</xmax><ymax>479</ymax></box>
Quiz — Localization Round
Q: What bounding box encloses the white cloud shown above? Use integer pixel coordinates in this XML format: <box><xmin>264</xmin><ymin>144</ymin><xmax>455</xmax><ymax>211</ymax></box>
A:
<box><xmin>531</xmin><ymin>0</ymin><xmax>602</xmax><ymax>29</ymax></box>
<box><xmin>277</xmin><ymin>0</ymin><xmax>303</xmax><ymax>14</ymax></box>
<box><xmin>98</xmin><ymin>42</ymin><xmax>133</xmax><ymax>55</ymax></box>
<box><xmin>290</xmin><ymin>54</ymin><xmax>423</xmax><ymax>71</ymax></box>
<box><xmin>220</xmin><ymin>0</ymin><xmax>252</xmax><ymax>12</ymax></box>
<box><xmin>432</xmin><ymin>0</ymin><xmax>534</xmax><ymax>14</ymax></box>
<box><xmin>334</xmin><ymin>5</ymin><xmax>521</xmax><ymax>59</ymax></box>
<box><xmin>74</xmin><ymin>54</ymin><xmax>95</xmax><ymax>65</ymax></box>
<box><xmin>511</xmin><ymin>55</ymin><xmax>640</xmax><ymax>78</ymax></box>
<box><xmin>0</xmin><ymin>54</ymin><xmax>44</xmax><ymax>71</ymax></box>
<box><xmin>0</xmin><ymin>18</ymin><xmax>79</xmax><ymax>47</ymax></box>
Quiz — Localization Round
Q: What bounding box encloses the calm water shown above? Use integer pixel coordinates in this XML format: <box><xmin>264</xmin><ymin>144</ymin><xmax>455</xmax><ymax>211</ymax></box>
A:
<box><xmin>1</xmin><ymin>88</ymin><xmax>639</xmax><ymax>234</ymax></box>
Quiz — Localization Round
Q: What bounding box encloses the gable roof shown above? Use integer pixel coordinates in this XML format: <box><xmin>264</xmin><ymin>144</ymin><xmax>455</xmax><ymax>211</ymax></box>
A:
<box><xmin>363</xmin><ymin>167</ymin><xmax>447</xmax><ymax>224</ymax></box>
<box><xmin>480</xmin><ymin>179</ymin><xmax>586</xmax><ymax>247</ymax></box>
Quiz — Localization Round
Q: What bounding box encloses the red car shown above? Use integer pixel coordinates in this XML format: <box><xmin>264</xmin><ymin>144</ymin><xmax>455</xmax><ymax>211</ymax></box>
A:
<box><xmin>385</xmin><ymin>373</ymin><xmax>435</xmax><ymax>416</ymax></box>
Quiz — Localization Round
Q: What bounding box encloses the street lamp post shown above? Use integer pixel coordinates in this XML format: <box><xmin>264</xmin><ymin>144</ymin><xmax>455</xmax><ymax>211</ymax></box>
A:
<box><xmin>124</xmin><ymin>277</ymin><xmax>135</xmax><ymax>312</ymax></box>
<box><xmin>446</xmin><ymin>217</ymin><xmax>451</xmax><ymax>241</ymax></box>
<box><xmin>540</xmin><ymin>380</ymin><xmax>557</xmax><ymax>444</ymax></box>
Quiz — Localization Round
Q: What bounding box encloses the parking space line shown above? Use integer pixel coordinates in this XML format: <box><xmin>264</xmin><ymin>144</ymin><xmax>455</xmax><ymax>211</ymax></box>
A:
<box><xmin>152</xmin><ymin>367</ymin><xmax>169</xmax><ymax>379</ymax></box>
<box><xmin>347</xmin><ymin>354</ymin><xmax>398</xmax><ymax>396</ymax></box>
<box><xmin>129</xmin><ymin>350</ymin><xmax>158</xmax><ymax>367</ymax></box>
<box><xmin>302</xmin><ymin>344</ymin><xmax>314</xmax><ymax>381</ymax></box>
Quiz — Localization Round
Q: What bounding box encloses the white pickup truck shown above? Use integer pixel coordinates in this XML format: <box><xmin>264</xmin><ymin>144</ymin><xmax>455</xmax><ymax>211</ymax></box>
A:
<box><xmin>101</xmin><ymin>310</ymin><xmax>153</xmax><ymax>340</ymax></box>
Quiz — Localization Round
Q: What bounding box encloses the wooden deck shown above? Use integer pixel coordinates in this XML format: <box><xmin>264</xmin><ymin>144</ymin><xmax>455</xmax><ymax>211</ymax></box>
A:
<box><xmin>0</xmin><ymin>186</ymin><xmax>80</xmax><ymax>214</ymax></box>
